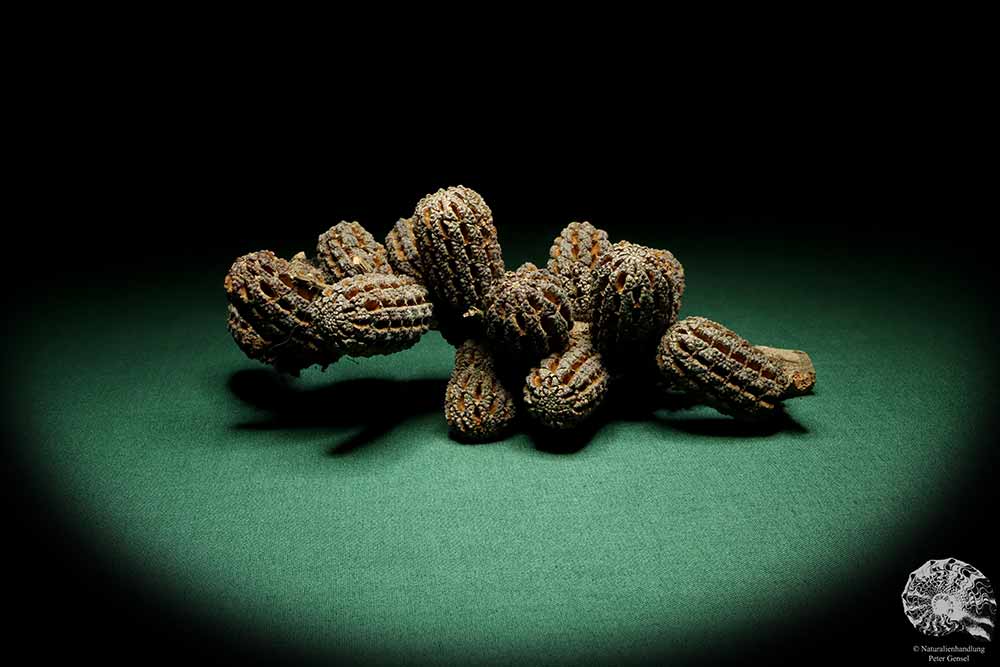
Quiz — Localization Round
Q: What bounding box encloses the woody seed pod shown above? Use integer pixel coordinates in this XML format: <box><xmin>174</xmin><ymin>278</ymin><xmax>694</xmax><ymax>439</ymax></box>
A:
<box><xmin>385</xmin><ymin>217</ymin><xmax>424</xmax><ymax>281</ymax></box>
<box><xmin>445</xmin><ymin>339</ymin><xmax>518</xmax><ymax>442</ymax></box>
<box><xmin>590</xmin><ymin>241</ymin><xmax>685</xmax><ymax>363</ymax></box>
<box><xmin>547</xmin><ymin>221</ymin><xmax>612</xmax><ymax>323</ymax></box>
<box><xmin>656</xmin><ymin>317</ymin><xmax>792</xmax><ymax>420</ymax></box>
<box><xmin>224</xmin><ymin>251</ymin><xmax>340</xmax><ymax>373</ymax></box>
<box><xmin>309</xmin><ymin>273</ymin><xmax>433</xmax><ymax>357</ymax></box>
<box><xmin>483</xmin><ymin>263</ymin><xmax>574</xmax><ymax>363</ymax></box>
<box><xmin>316</xmin><ymin>221</ymin><xmax>391</xmax><ymax>280</ymax></box>
<box><xmin>412</xmin><ymin>186</ymin><xmax>505</xmax><ymax>323</ymax></box>
<box><xmin>523</xmin><ymin>323</ymin><xmax>610</xmax><ymax>429</ymax></box>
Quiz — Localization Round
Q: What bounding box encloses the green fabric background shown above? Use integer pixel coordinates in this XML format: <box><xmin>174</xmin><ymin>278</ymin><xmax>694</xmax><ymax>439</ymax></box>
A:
<box><xmin>8</xmin><ymin>234</ymin><xmax>993</xmax><ymax>664</ymax></box>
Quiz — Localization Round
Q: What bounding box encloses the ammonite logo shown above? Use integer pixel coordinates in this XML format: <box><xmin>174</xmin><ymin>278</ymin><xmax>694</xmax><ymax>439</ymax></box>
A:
<box><xmin>902</xmin><ymin>558</ymin><xmax>996</xmax><ymax>641</ymax></box>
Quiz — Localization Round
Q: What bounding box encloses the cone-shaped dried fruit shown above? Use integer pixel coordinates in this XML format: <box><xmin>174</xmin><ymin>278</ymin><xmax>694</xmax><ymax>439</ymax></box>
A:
<box><xmin>224</xmin><ymin>250</ymin><xmax>340</xmax><ymax>373</ymax></box>
<box><xmin>591</xmin><ymin>241</ymin><xmax>685</xmax><ymax>363</ymax></box>
<box><xmin>523</xmin><ymin>323</ymin><xmax>610</xmax><ymax>429</ymax></box>
<box><xmin>483</xmin><ymin>263</ymin><xmax>574</xmax><ymax>363</ymax></box>
<box><xmin>309</xmin><ymin>273</ymin><xmax>433</xmax><ymax>357</ymax></box>
<box><xmin>547</xmin><ymin>221</ymin><xmax>612</xmax><ymax>323</ymax></box>
<box><xmin>316</xmin><ymin>221</ymin><xmax>391</xmax><ymax>280</ymax></box>
<box><xmin>656</xmin><ymin>317</ymin><xmax>792</xmax><ymax>420</ymax></box>
<box><xmin>445</xmin><ymin>339</ymin><xmax>518</xmax><ymax>442</ymax></box>
<box><xmin>385</xmin><ymin>217</ymin><xmax>424</xmax><ymax>281</ymax></box>
<box><xmin>412</xmin><ymin>186</ymin><xmax>505</xmax><ymax>326</ymax></box>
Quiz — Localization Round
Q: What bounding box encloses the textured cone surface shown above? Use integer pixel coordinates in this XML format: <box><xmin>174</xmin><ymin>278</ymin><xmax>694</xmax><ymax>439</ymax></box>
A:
<box><xmin>547</xmin><ymin>221</ymin><xmax>611</xmax><ymax>323</ymax></box>
<box><xmin>590</xmin><ymin>241</ymin><xmax>685</xmax><ymax>362</ymax></box>
<box><xmin>309</xmin><ymin>273</ymin><xmax>433</xmax><ymax>357</ymax></box>
<box><xmin>656</xmin><ymin>317</ymin><xmax>791</xmax><ymax>420</ymax></box>
<box><xmin>484</xmin><ymin>263</ymin><xmax>574</xmax><ymax>362</ymax></box>
<box><xmin>385</xmin><ymin>217</ymin><xmax>424</xmax><ymax>281</ymax></box>
<box><xmin>224</xmin><ymin>251</ymin><xmax>340</xmax><ymax>372</ymax></box>
<box><xmin>412</xmin><ymin>186</ymin><xmax>505</xmax><ymax>328</ymax></box>
<box><xmin>445</xmin><ymin>339</ymin><xmax>517</xmax><ymax>441</ymax></box>
<box><xmin>316</xmin><ymin>221</ymin><xmax>391</xmax><ymax>280</ymax></box>
<box><xmin>524</xmin><ymin>324</ymin><xmax>609</xmax><ymax>429</ymax></box>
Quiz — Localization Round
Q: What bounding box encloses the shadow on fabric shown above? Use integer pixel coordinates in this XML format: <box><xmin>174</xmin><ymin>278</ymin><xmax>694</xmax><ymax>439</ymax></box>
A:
<box><xmin>227</xmin><ymin>369</ymin><xmax>447</xmax><ymax>455</ymax></box>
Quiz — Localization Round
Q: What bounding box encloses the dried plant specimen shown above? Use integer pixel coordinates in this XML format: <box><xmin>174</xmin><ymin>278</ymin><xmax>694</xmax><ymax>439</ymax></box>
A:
<box><xmin>385</xmin><ymin>217</ymin><xmax>424</xmax><ymax>281</ymax></box>
<box><xmin>224</xmin><ymin>250</ymin><xmax>340</xmax><ymax>373</ymax></box>
<box><xmin>902</xmin><ymin>558</ymin><xmax>996</xmax><ymax>640</ymax></box>
<box><xmin>316</xmin><ymin>221</ymin><xmax>391</xmax><ymax>280</ymax></box>
<box><xmin>590</xmin><ymin>241</ymin><xmax>685</xmax><ymax>362</ymax></box>
<box><xmin>547</xmin><ymin>221</ymin><xmax>611</xmax><ymax>322</ymax></box>
<box><xmin>656</xmin><ymin>317</ymin><xmax>792</xmax><ymax>420</ymax></box>
<box><xmin>445</xmin><ymin>339</ymin><xmax>517</xmax><ymax>441</ymax></box>
<box><xmin>412</xmin><ymin>186</ymin><xmax>505</xmax><ymax>324</ymax></box>
<box><xmin>483</xmin><ymin>263</ymin><xmax>574</xmax><ymax>363</ymax></box>
<box><xmin>754</xmin><ymin>345</ymin><xmax>816</xmax><ymax>396</ymax></box>
<box><xmin>309</xmin><ymin>273</ymin><xmax>433</xmax><ymax>357</ymax></box>
<box><xmin>523</xmin><ymin>323</ymin><xmax>610</xmax><ymax>429</ymax></box>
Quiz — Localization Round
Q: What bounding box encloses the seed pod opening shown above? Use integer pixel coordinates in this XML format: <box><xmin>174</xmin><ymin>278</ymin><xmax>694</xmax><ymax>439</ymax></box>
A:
<box><xmin>309</xmin><ymin>273</ymin><xmax>433</xmax><ymax>357</ymax></box>
<box><xmin>316</xmin><ymin>221</ymin><xmax>392</xmax><ymax>281</ymax></box>
<box><xmin>590</xmin><ymin>241</ymin><xmax>685</xmax><ymax>363</ymax></box>
<box><xmin>523</xmin><ymin>324</ymin><xmax>610</xmax><ymax>429</ymax></box>
<box><xmin>385</xmin><ymin>217</ymin><xmax>424</xmax><ymax>281</ymax></box>
<box><xmin>445</xmin><ymin>339</ymin><xmax>518</xmax><ymax>442</ymax></box>
<box><xmin>484</xmin><ymin>263</ymin><xmax>574</xmax><ymax>363</ymax></box>
<box><xmin>224</xmin><ymin>250</ymin><xmax>340</xmax><ymax>373</ymax></box>
<box><xmin>656</xmin><ymin>317</ymin><xmax>791</xmax><ymax>420</ymax></box>
<box><xmin>412</xmin><ymin>186</ymin><xmax>505</xmax><ymax>328</ymax></box>
<box><xmin>547</xmin><ymin>221</ymin><xmax>612</xmax><ymax>323</ymax></box>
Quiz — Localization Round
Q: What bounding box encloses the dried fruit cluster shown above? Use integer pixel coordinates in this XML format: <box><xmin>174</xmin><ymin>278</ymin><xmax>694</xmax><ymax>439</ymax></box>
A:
<box><xmin>224</xmin><ymin>187</ymin><xmax>815</xmax><ymax>441</ymax></box>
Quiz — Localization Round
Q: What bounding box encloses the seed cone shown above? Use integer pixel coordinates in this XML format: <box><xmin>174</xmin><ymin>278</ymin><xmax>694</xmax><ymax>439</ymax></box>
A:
<box><xmin>656</xmin><ymin>317</ymin><xmax>791</xmax><ymax>420</ymax></box>
<box><xmin>591</xmin><ymin>241</ymin><xmax>685</xmax><ymax>365</ymax></box>
<box><xmin>385</xmin><ymin>217</ymin><xmax>424</xmax><ymax>281</ymax></box>
<box><xmin>547</xmin><ymin>221</ymin><xmax>612</xmax><ymax>323</ymax></box>
<box><xmin>309</xmin><ymin>273</ymin><xmax>433</xmax><ymax>357</ymax></box>
<box><xmin>412</xmin><ymin>186</ymin><xmax>505</xmax><ymax>338</ymax></box>
<box><xmin>483</xmin><ymin>263</ymin><xmax>575</xmax><ymax>364</ymax></box>
<box><xmin>224</xmin><ymin>250</ymin><xmax>340</xmax><ymax>374</ymax></box>
<box><xmin>316</xmin><ymin>221</ymin><xmax>391</xmax><ymax>281</ymax></box>
<box><xmin>523</xmin><ymin>323</ymin><xmax>610</xmax><ymax>429</ymax></box>
<box><xmin>445</xmin><ymin>339</ymin><xmax>518</xmax><ymax>442</ymax></box>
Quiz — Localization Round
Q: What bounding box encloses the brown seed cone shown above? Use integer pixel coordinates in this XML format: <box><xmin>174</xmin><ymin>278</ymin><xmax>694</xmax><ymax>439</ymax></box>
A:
<box><xmin>483</xmin><ymin>263</ymin><xmax>574</xmax><ymax>363</ymax></box>
<box><xmin>316</xmin><ymin>221</ymin><xmax>392</xmax><ymax>281</ymax></box>
<box><xmin>224</xmin><ymin>250</ymin><xmax>340</xmax><ymax>373</ymax></box>
<box><xmin>547</xmin><ymin>221</ymin><xmax>612</xmax><ymax>323</ymax></box>
<box><xmin>309</xmin><ymin>273</ymin><xmax>433</xmax><ymax>357</ymax></box>
<box><xmin>412</xmin><ymin>186</ymin><xmax>505</xmax><ymax>328</ymax></box>
<box><xmin>523</xmin><ymin>323</ymin><xmax>610</xmax><ymax>429</ymax></box>
<box><xmin>445</xmin><ymin>339</ymin><xmax>518</xmax><ymax>442</ymax></box>
<box><xmin>385</xmin><ymin>217</ymin><xmax>424</xmax><ymax>281</ymax></box>
<box><xmin>656</xmin><ymin>317</ymin><xmax>792</xmax><ymax>420</ymax></box>
<box><xmin>590</xmin><ymin>241</ymin><xmax>685</xmax><ymax>364</ymax></box>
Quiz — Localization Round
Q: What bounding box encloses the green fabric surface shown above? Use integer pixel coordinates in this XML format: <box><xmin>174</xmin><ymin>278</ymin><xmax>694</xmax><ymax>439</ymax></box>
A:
<box><xmin>8</xmin><ymin>237</ymin><xmax>993</xmax><ymax>664</ymax></box>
